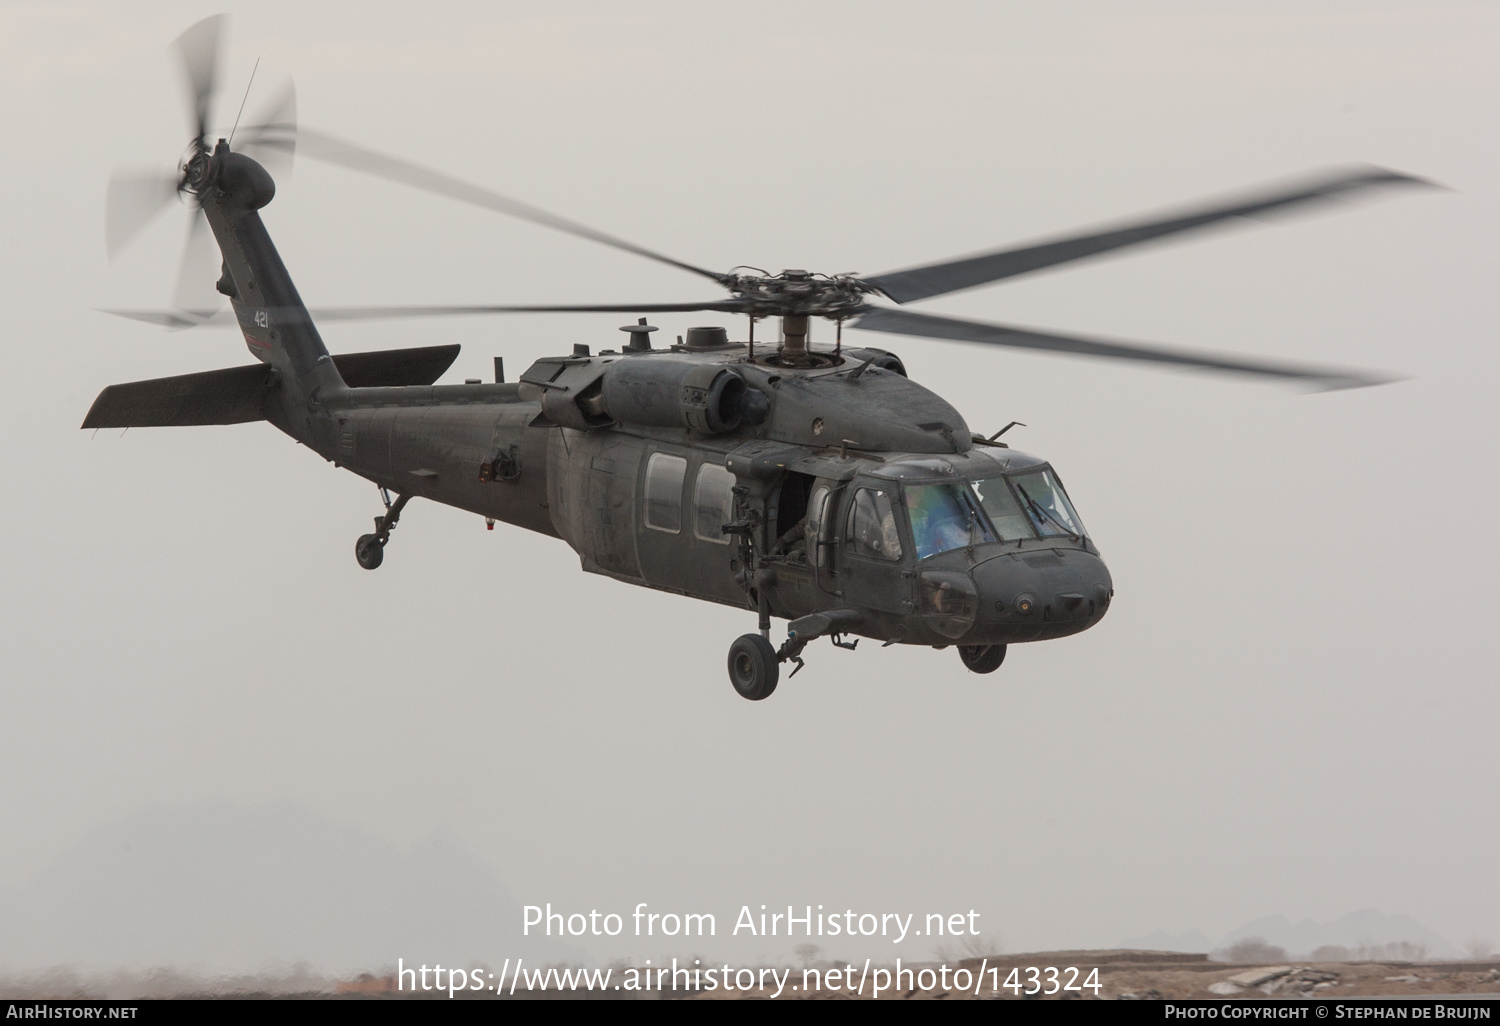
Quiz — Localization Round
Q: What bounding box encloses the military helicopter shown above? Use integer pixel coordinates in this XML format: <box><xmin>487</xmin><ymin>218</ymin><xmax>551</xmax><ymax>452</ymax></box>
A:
<box><xmin>94</xmin><ymin>18</ymin><xmax>1429</xmax><ymax>700</ymax></box>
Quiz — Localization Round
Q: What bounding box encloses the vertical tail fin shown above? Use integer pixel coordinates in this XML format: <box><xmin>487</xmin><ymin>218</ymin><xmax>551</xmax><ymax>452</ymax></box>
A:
<box><xmin>193</xmin><ymin>139</ymin><xmax>345</xmax><ymax>443</ymax></box>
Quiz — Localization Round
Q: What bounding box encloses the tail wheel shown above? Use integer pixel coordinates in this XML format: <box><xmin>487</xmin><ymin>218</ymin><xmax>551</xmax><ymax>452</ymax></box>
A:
<box><xmin>355</xmin><ymin>534</ymin><xmax>384</xmax><ymax>570</ymax></box>
<box><xmin>728</xmin><ymin>634</ymin><xmax>779</xmax><ymax>700</ymax></box>
<box><xmin>959</xmin><ymin>643</ymin><xmax>1006</xmax><ymax>674</ymax></box>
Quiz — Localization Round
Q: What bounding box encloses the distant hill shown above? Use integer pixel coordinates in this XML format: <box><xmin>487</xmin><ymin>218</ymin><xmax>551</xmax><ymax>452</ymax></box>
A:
<box><xmin>1219</xmin><ymin>911</ymin><xmax>1460</xmax><ymax>960</ymax></box>
<box><xmin>1123</xmin><ymin>910</ymin><xmax>1460</xmax><ymax>961</ymax></box>
<box><xmin>1116</xmin><ymin>929</ymin><xmax>1214</xmax><ymax>954</ymax></box>
<box><xmin>0</xmin><ymin>800</ymin><xmax>577</xmax><ymax>974</ymax></box>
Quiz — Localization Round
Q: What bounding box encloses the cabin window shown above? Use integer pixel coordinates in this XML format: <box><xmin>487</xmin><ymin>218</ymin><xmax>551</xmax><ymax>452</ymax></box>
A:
<box><xmin>846</xmin><ymin>487</ymin><xmax>903</xmax><ymax>561</ymax></box>
<box><xmin>644</xmin><ymin>452</ymin><xmax>688</xmax><ymax>533</ymax></box>
<box><xmin>693</xmin><ymin>462</ymin><xmax>736</xmax><ymax>544</ymax></box>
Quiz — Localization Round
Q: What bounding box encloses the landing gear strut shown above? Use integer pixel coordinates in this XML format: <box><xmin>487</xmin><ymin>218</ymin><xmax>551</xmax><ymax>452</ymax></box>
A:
<box><xmin>355</xmin><ymin>488</ymin><xmax>410</xmax><ymax>571</ymax></box>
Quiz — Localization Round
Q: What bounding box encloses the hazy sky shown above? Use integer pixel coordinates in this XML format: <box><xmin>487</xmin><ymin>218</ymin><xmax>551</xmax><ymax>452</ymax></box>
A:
<box><xmin>1</xmin><ymin>0</ymin><xmax>1496</xmax><ymax>969</ymax></box>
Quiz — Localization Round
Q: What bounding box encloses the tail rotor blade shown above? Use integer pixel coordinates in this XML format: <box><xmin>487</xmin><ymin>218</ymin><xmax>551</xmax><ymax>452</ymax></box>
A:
<box><xmin>105</xmin><ymin>170</ymin><xmax>180</xmax><ymax>259</ymax></box>
<box><xmin>174</xmin><ymin>14</ymin><xmax>226</xmax><ymax>144</ymax></box>
<box><xmin>171</xmin><ymin>209</ymin><xmax>223</xmax><ymax>320</ymax></box>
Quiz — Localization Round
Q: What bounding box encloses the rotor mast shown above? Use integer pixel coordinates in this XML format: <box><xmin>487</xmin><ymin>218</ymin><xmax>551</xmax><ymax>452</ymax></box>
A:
<box><xmin>725</xmin><ymin>268</ymin><xmax>869</xmax><ymax>368</ymax></box>
<box><xmin>780</xmin><ymin>314</ymin><xmax>809</xmax><ymax>362</ymax></box>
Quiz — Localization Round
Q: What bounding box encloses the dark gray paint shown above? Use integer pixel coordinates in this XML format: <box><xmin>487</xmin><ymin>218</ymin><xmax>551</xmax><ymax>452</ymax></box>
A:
<box><xmin>82</xmin><ymin>143</ymin><xmax>1118</xmax><ymax>686</ymax></box>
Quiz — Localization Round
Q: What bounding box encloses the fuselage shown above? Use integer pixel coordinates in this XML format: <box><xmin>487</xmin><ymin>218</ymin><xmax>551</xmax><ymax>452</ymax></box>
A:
<box><xmin>318</xmin><ymin>341</ymin><xmax>1113</xmax><ymax>648</ymax></box>
<box><xmin>140</xmin><ymin>141</ymin><xmax>1109</xmax><ymax>656</ymax></box>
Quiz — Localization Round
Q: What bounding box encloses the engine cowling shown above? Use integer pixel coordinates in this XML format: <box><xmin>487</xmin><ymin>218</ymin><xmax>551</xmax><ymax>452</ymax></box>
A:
<box><xmin>600</xmin><ymin>356</ymin><xmax>765</xmax><ymax>434</ymax></box>
<box><xmin>520</xmin><ymin>353</ymin><xmax>768</xmax><ymax>434</ymax></box>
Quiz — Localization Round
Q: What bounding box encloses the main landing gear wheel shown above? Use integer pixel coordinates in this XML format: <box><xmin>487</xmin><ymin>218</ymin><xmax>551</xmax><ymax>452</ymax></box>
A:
<box><xmin>728</xmin><ymin>634</ymin><xmax>779</xmax><ymax>701</ymax></box>
<box><xmin>355</xmin><ymin>490</ymin><xmax>409</xmax><ymax>570</ymax></box>
<box><xmin>354</xmin><ymin>533</ymin><xmax>384</xmax><ymax>570</ymax></box>
<box><xmin>959</xmin><ymin>643</ymin><xmax>1007</xmax><ymax>674</ymax></box>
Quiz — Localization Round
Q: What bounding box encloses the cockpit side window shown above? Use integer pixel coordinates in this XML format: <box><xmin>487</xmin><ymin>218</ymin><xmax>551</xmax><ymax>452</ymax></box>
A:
<box><xmin>905</xmin><ymin>483</ymin><xmax>993</xmax><ymax>559</ymax></box>
<box><xmin>846</xmin><ymin>487</ymin><xmax>903</xmax><ymax>561</ymax></box>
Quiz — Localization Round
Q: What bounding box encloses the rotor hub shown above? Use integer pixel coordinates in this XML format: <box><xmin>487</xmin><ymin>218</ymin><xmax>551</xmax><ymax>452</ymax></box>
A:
<box><xmin>721</xmin><ymin>268</ymin><xmax>874</xmax><ymax>320</ymax></box>
<box><xmin>182</xmin><ymin>149</ymin><xmax>214</xmax><ymax>195</ymax></box>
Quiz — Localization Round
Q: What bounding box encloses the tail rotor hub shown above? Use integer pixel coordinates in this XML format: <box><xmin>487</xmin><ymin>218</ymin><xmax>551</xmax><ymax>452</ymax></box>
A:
<box><xmin>182</xmin><ymin>149</ymin><xmax>215</xmax><ymax>195</ymax></box>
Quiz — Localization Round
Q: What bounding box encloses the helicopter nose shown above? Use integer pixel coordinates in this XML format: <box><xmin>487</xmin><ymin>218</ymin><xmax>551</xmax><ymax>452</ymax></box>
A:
<box><xmin>971</xmin><ymin>548</ymin><xmax>1113</xmax><ymax>630</ymax></box>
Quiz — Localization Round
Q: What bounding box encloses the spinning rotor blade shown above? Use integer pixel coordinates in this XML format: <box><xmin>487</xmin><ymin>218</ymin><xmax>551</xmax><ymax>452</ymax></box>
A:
<box><xmin>103</xmin><ymin>308</ymin><xmax>230</xmax><ymax>329</ymax></box>
<box><xmin>105</xmin><ymin>170</ymin><xmax>179</xmax><ymax>259</ymax></box>
<box><xmin>175</xmin><ymin>15</ymin><xmax>225</xmax><ymax>145</ymax></box>
<box><xmin>295</xmin><ymin>127</ymin><xmax>725</xmax><ymax>283</ymax></box>
<box><xmin>863</xmin><ymin>167</ymin><xmax>1434</xmax><ymax>304</ymax></box>
<box><xmin>235</xmin><ymin>80</ymin><xmax>297</xmax><ymax>180</ymax></box>
<box><xmin>100</xmin><ymin>299</ymin><xmax>744</xmax><ymax>329</ymax></box>
<box><xmin>104</xmin><ymin>18</ymin><xmax>223</xmax><ymax>265</ymax></box>
<box><xmin>299</xmin><ymin>300</ymin><xmax>746</xmax><ymax>322</ymax></box>
<box><xmin>851</xmin><ymin>306</ymin><xmax>1396</xmax><ymax>391</ymax></box>
<box><xmin>171</xmin><ymin>210</ymin><xmax>223</xmax><ymax>320</ymax></box>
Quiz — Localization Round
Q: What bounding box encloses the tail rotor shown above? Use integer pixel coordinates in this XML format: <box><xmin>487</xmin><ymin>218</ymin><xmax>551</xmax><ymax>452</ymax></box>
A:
<box><xmin>105</xmin><ymin>14</ymin><xmax>298</xmax><ymax>326</ymax></box>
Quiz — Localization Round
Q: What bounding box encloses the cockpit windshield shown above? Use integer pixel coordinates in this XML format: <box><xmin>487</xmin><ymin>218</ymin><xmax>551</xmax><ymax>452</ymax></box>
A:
<box><xmin>906</xmin><ymin>483</ymin><xmax>994</xmax><ymax>559</ymax></box>
<box><xmin>900</xmin><ymin>466</ymin><xmax>1088</xmax><ymax>558</ymax></box>
<box><xmin>971</xmin><ymin>475</ymin><xmax>1033</xmax><ymax>541</ymax></box>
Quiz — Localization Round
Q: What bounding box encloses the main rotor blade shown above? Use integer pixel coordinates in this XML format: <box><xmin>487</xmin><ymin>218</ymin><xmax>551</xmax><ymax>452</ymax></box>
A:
<box><xmin>863</xmin><ymin>167</ymin><xmax>1434</xmax><ymax>304</ymax></box>
<box><xmin>295</xmin><ymin>127</ymin><xmax>726</xmax><ymax>284</ymax></box>
<box><xmin>234</xmin><ymin>80</ymin><xmax>297</xmax><ymax>180</ymax></box>
<box><xmin>103</xmin><ymin>309</ymin><xmax>225</xmax><ymax>329</ymax></box>
<box><xmin>273</xmin><ymin>300</ymin><xmax>747</xmax><ymax>324</ymax></box>
<box><xmin>105</xmin><ymin>170</ymin><xmax>179</xmax><ymax>259</ymax></box>
<box><xmin>174</xmin><ymin>14</ymin><xmax>225</xmax><ymax>144</ymax></box>
<box><xmin>850</xmin><ymin>306</ymin><xmax>1397</xmax><ymax>391</ymax></box>
<box><xmin>310</xmin><ymin>300</ymin><xmax>746</xmax><ymax>322</ymax></box>
<box><xmin>99</xmin><ymin>299</ymin><xmax>745</xmax><ymax>329</ymax></box>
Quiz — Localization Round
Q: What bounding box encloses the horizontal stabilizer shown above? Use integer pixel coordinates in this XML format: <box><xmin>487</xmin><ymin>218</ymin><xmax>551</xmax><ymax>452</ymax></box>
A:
<box><xmin>331</xmin><ymin>344</ymin><xmax>460</xmax><ymax>387</ymax></box>
<box><xmin>82</xmin><ymin>364</ymin><xmax>273</xmax><ymax>429</ymax></box>
<box><xmin>82</xmin><ymin>345</ymin><xmax>464</xmax><ymax>429</ymax></box>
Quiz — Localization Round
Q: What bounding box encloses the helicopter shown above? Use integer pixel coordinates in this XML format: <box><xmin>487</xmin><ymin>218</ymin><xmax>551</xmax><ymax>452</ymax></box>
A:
<box><xmin>93</xmin><ymin>17</ymin><xmax>1430</xmax><ymax>700</ymax></box>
